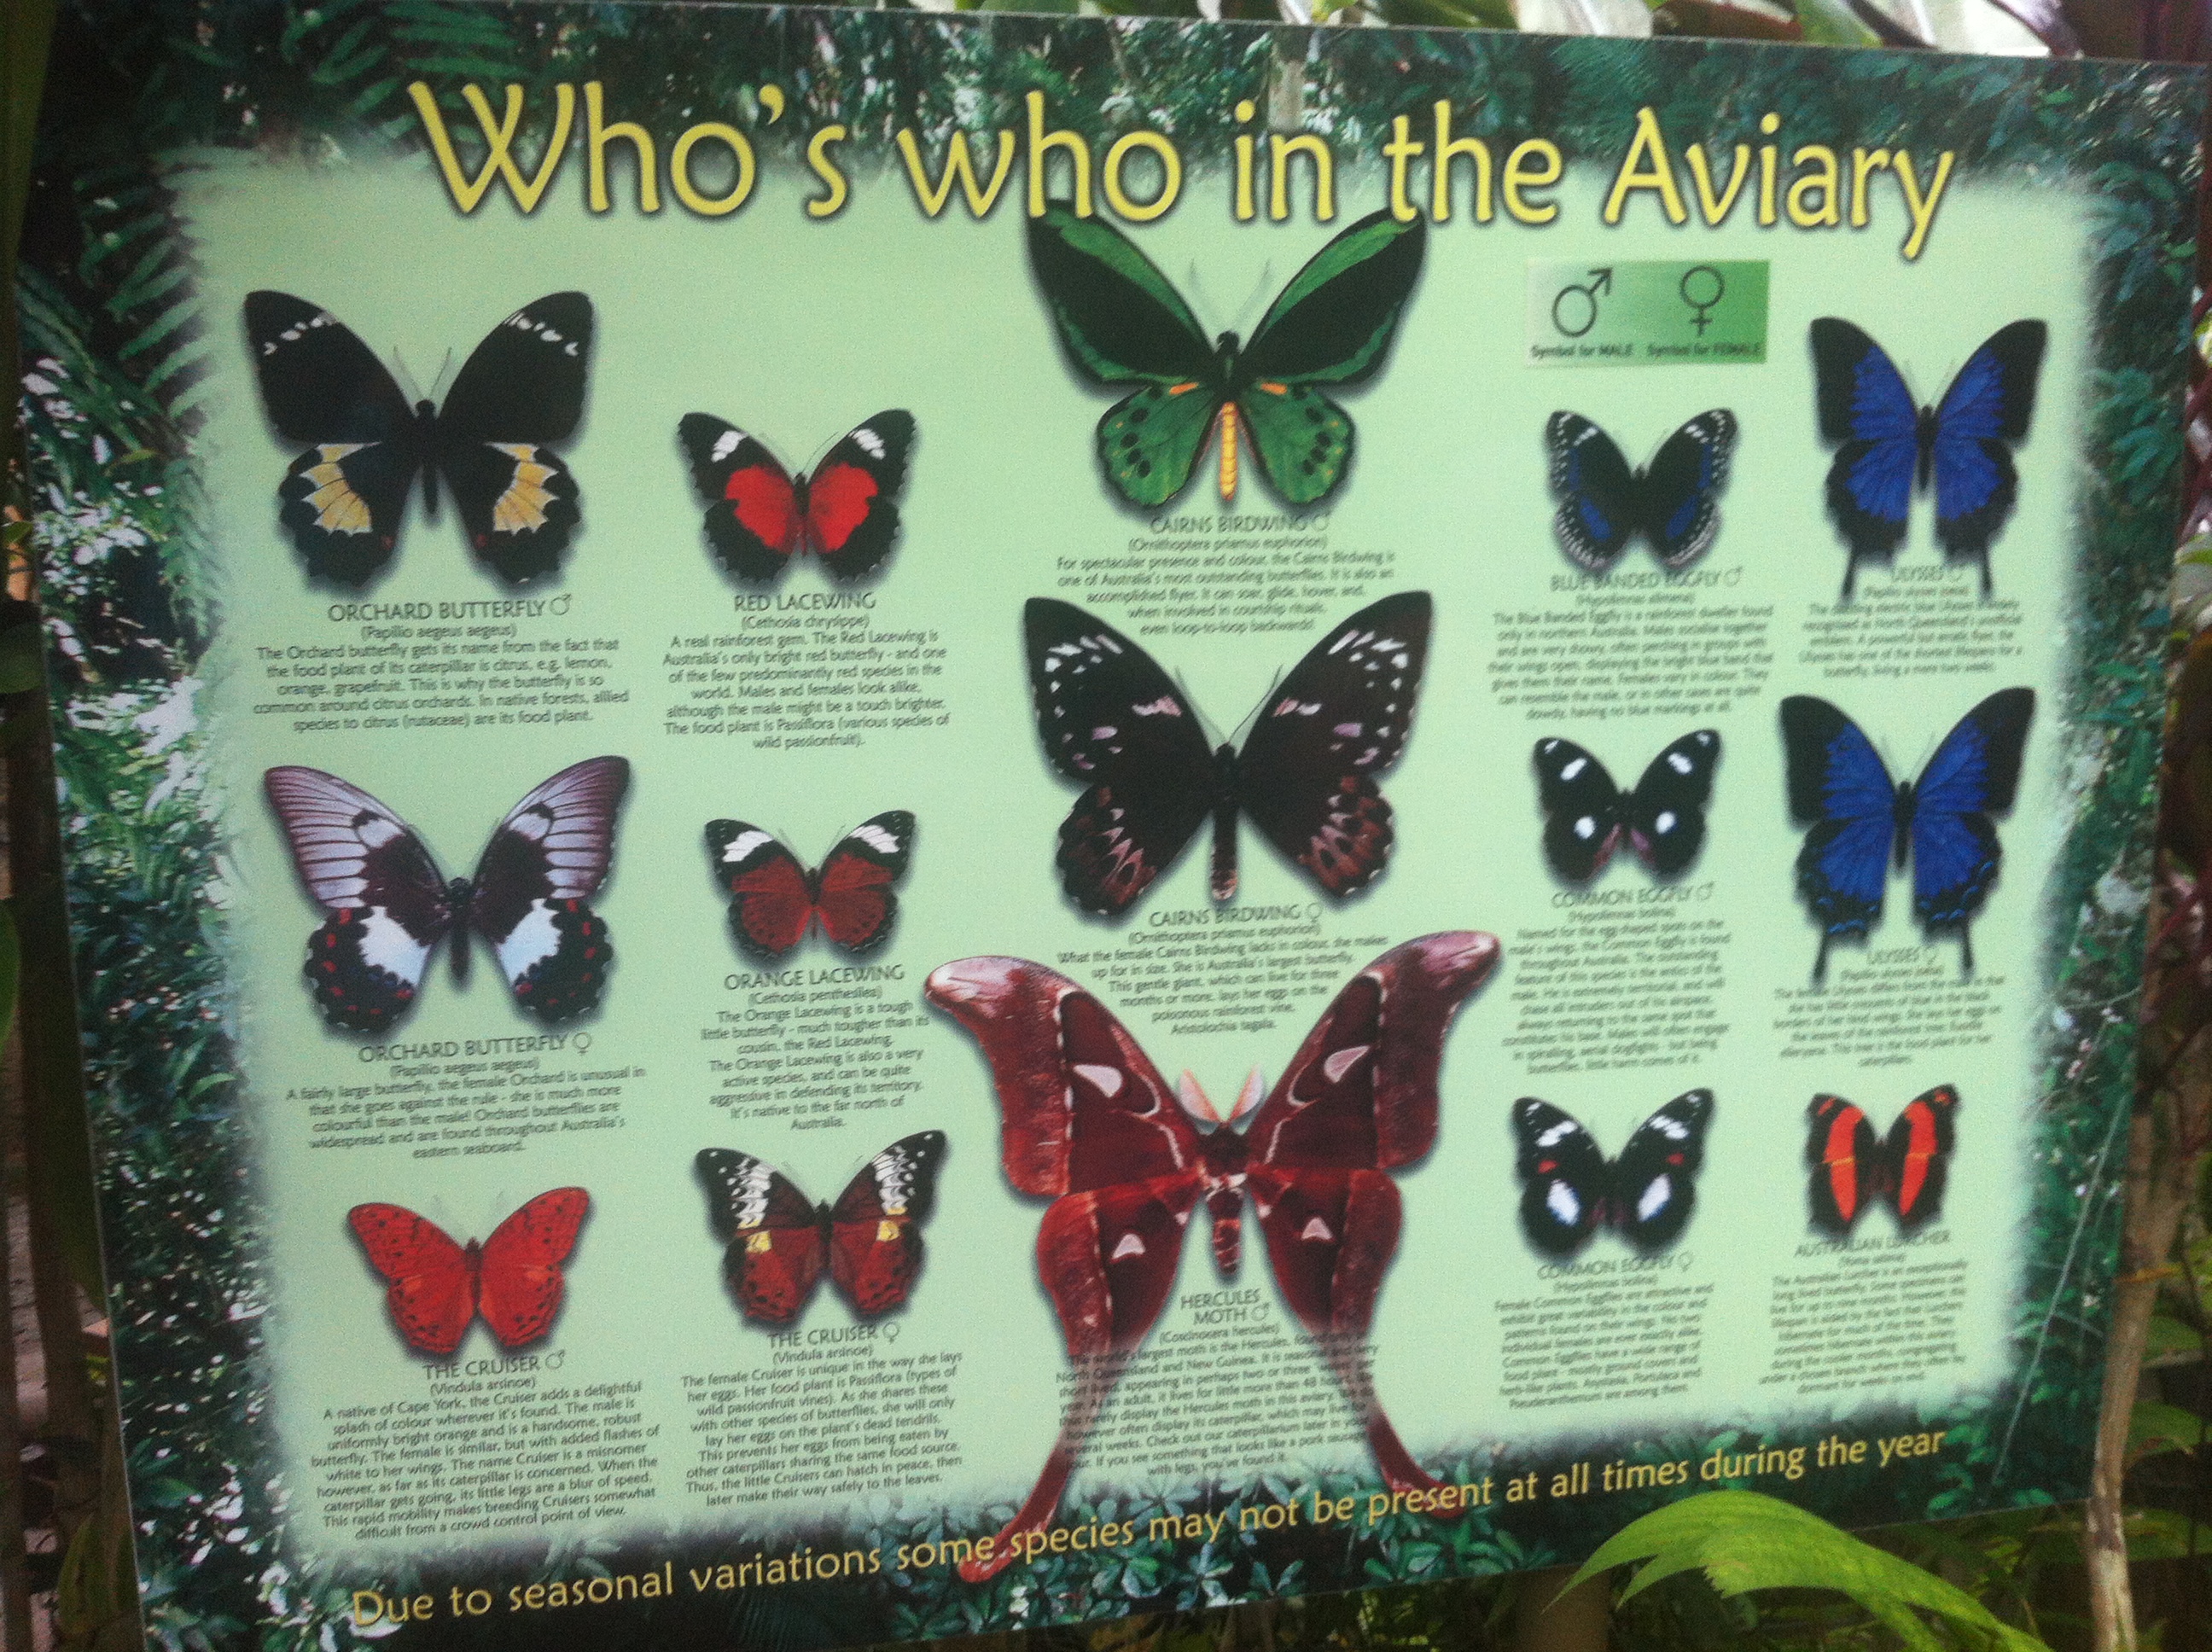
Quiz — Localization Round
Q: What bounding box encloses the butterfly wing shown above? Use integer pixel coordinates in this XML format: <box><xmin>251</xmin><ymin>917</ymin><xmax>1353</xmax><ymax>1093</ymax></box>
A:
<box><xmin>676</xmin><ymin>414</ymin><xmax>802</xmax><ymax>581</ymax></box>
<box><xmin>811</xmin><ymin>811</ymin><xmax>917</xmax><ymax>953</ymax></box>
<box><xmin>1810</xmin><ymin>318</ymin><xmax>1919</xmax><ymax>561</ymax></box>
<box><xmin>1930</xmin><ymin>322</ymin><xmax>2046</xmax><ymax>562</ymax></box>
<box><xmin>1624</xmin><ymin>730</ymin><xmax>1722</xmax><ymax>877</ymax></box>
<box><xmin>264</xmin><ymin>766</ymin><xmax>451</xmax><ymax>1033</ymax></box>
<box><xmin>474</xmin><ymin>1188</ymin><xmax>591</xmax><ymax>1349</ymax></box>
<box><xmin>1023</xmin><ymin>599</ymin><xmax>1218</xmax><ymax>914</ymax></box>
<box><xmin>696</xmin><ymin>1149</ymin><xmax>831</xmax><ymax>1324</ymax></box>
<box><xmin>1543</xmin><ymin>414</ymin><xmax>1638</xmax><ymax>573</ymax></box>
<box><xmin>1237</xmin><ymin>212</ymin><xmax>1425</xmax><ymax>507</ymax></box>
<box><xmin>1532</xmin><ymin>739</ymin><xmax>1625</xmax><ymax>882</ymax></box>
<box><xmin>1779</xmin><ymin>696</ymin><xmax>1900</xmax><ymax>953</ymax></box>
<box><xmin>803</xmin><ymin>411</ymin><xmax>918</xmax><ymax>580</ymax></box>
<box><xmin>1606</xmin><ymin>1090</ymin><xmax>1714</xmax><ymax>1252</ymax></box>
<box><xmin>243</xmin><ymin>292</ymin><xmax>421</xmax><ymax>588</ymax></box>
<box><xmin>1805</xmin><ymin>1095</ymin><xmax>1883</xmax><ymax>1237</ymax></box>
<box><xmin>1510</xmin><ymin>1099</ymin><xmax>1610</xmax><ymax>1257</ymax></box>
<box><xmin>1237</xmin><ymin>591</ymin><xmax>1433</xmax><ymax>899</ymax></box>
<box><xmin>826</xmin><ymin>1131</ymin><xmax>949</xmax><ymax>1317</ymax></box>
<box><xmin>1908</xmin><ymin>688</ymin><xmax>2034</xmax><ymax>931</ymax></box>
<box><xmin>1881</xmin><ymin>1085</ymin><xmax>1960</xmax><ymax>1230</ymax></box>
<box><xmin>1027</xmin><ymin>206</ymin><xmax>1223</xmax><ymax>507</ymax></box>
<box><xmin>925</xmin><ymin>956</ymin><xmax>1207</xmax><ymax>1578</ymax></box>
<box><xmin>434</xmin><ymin>293</ymin><xmax>592</xmax><ymax>584</ymax></box>
<box><xmin>706</xmin><ymin>822</ymin><xmax>818</xmax><ymax>961</ymax></box>
<box><xmin>347</xmin><ymin>1203</ymin><xmax>476</xmax><ymax>1358</ymax></box>
<box><xmin>1637</xmin><ymin>410</ymin><xmax>1738</xmax><ymax>570</ymax></box>
<box><xmin>467</xmin><ymin>756</ymin><xmax>629</xmax><ymax>1021</ymax></box>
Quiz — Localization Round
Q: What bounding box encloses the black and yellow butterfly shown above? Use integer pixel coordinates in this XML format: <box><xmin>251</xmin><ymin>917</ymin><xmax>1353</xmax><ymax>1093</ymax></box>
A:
<box><xmin>1027</xmin><ymin>207</ymin><xmax>1426</xmax><ymax>509</ymax></box>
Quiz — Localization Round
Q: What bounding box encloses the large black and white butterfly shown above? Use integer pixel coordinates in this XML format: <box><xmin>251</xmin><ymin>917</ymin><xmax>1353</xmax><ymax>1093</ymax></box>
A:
<box><xmin>1533</xmin><ymin>730</ymin><xmax>1720</xmax><ymax>882</ymax></box>
<box><xmin>1024</xmin><ymin>593</ymin><xmax>1431</xmax><ymax>916</ymax></box>
<box><xmin>1779</xmin><ymin>689</ymin><xmax>2034</xmax><ymax>981</ymax></box>
<box><xmin>1809</xmin><ymin>318</ymin><xmax>2046</xmax><ymax>599</ymax></box>
<box><xmin>244</xmin><ymin>291</ymin><xmax>594</xmax><ymax>587</ymax></box>
<box><xmin>1544</xmin><ymin>410</ymin><xmax>1738</xmax><ymax>573</ymax></box>
<box><xmin>265</xmin><ymin>759</ymin><xmax>629</xmax><ymax>1034</ymax></box>
<box><xmin>1510</xmin><ymin>1092</ymin><xmax>1714</xmax><ymax>1257</ymax></box>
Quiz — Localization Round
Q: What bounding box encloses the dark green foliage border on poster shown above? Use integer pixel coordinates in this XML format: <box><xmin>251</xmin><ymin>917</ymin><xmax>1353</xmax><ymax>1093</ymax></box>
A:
<box><xmin>15</xmin><ymin>3</ymin><xmax>2200</xmax><ymax>1644</ymax></box>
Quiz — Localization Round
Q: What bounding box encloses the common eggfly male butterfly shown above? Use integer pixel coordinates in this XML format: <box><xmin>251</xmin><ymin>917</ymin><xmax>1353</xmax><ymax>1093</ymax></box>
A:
<box><xmin>1533</xmin><ymin>730</ymin><xmax>1720</xmax><ymax>882</ymax></box>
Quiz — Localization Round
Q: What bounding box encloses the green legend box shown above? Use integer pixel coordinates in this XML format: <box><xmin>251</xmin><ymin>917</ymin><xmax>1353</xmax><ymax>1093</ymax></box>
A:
<box><xmin>1526</xmin><ymin>259</ymin><xmax>1770</xmax><ymax>366</ymax></box>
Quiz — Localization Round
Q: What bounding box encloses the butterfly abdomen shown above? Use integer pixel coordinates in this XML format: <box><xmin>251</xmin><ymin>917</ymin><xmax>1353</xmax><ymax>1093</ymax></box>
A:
<box><xmin>1892</xmin><ymin>781</ymin><xmax>1917</xmax><ymax>870</ymax></box>
<box><xmin>1210</xmin><ymin>743</ymin><xmax>1242</xmax><ymax>902</ymax></box>
<box><xmin>1914</xmin><ymin>403</ymin><xmax>1939</xmax><ymax>492</ymax></box>
<box><xmin>415</xmin><ymin>402</ymin><xmax>442</xmax><ymax>518</ymax></box>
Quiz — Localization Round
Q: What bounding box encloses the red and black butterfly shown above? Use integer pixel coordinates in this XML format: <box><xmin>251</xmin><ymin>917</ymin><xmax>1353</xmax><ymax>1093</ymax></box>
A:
<box><xmin>1510</xmin><ymin>1093</ymin><xmax>1714</xmax><ymax>1256</ymax></box>
<box><xmin>1805</xmin><ymin>1086</ymin><xmax>1959</xmax><ymax>1236</ymax></box>
<box><xmin>244</xmin><ymin>291</ymin><xmax>593</xmax><ymax>587</ymax></box>
<box><xmin>1026</xmin><ymin>593</ymin><xmax>1431</xmax><ymax>916</ymax></box>
<box><xmin>696</xmin><ymin>1132</ymin><xmax>948</xmax><ymax>1324</ymax></box>
<box><xmin>678</xmin><ymin>411</ymin><xmax>917</xmax><ymax>581</ymax></box>
<box><xmin>705</xmin><ymin>812</ymin><xmax>915</xmax><ymax>962</ymax></box>
<box><xmin>348</xmin><ymin>1188</ymin><xmax>591</xmax><ymax>1358</ymax></box>
<box><xmin>265</xmin><ymin>759</ymin><xmax>629</xmax><ymax>1034</ymax></box>
<box><xmin>926</xmin><ymin>932</ymin><xmax>1499</xmax><ymax>1580</ymax></box>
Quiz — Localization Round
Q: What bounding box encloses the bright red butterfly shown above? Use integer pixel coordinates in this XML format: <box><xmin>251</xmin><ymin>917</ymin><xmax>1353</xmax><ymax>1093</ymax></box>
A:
<box><xmin>1805</xmin><ymin>1086</ymin><xmax>1959</xmax><ymax>1236</ymax></box>
<box><xmin>705</xmin><ymin>812</ymin><xmax>916</xmax><ymax>962</ymax></box>
<box><xmin>678</xmin><ymin>410</ymin><xmax>916</xmax><ymax>582</ymax></box>
<box><xmin>696</xmin><ymin>1132</ymin><xmax>947</xmax><ymax>1324</ymax></box>
<box><xmin>925</xmin><ymin>931</ymin><xmax>1499</xmax><ymax>1581</ymax></box>
<box><xmin>347</xmin><ymin>1188</ymin><xmax>590</xmax><ymax>1357</ymax></box>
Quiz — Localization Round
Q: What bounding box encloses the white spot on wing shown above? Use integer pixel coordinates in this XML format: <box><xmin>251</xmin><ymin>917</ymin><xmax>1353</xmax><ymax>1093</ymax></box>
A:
<box><xmin>1637</xmin><ymin>1176</ymin><xmax>1673</xmax><ymax>1222</ymax></box>
<box><xmin>1074</xmin><ymin>1062</ymin><xmax>1125</xmax><ymax>1100</ymax></box>
<box><xmin>1322</xmin><ymin>1045</ymin><xmax>1369</xmax><ymax>1085</ymax></box>
<box><xmin>1546</xmin><ymin>1183</ymin><xmax>1581</xmax><ymax>1225</ymax></box>
<box><xmin>1111</xmin><ymin>1231</ymin><xmax>1146</xmax><ymax>1261</ymax></box>
<box><xmin>720</xmin><ymin>829</ymin><xmax>776</xmax><ymax>864</ymax></box>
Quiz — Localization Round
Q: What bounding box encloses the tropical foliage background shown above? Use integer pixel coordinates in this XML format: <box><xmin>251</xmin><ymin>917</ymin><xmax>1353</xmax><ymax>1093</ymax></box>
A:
<box><xmin>3</xmin><ymin>2</ymin><xmax>2210</xmax><ymax>1652</ymax></box>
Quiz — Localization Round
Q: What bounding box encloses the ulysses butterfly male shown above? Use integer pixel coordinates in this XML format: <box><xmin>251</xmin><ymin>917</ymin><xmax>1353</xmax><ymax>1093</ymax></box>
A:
<box><xmin>1027</xmin><ymin>206</ymin><xmax>1426</xmax><ymax>509</ymax></box>
<box><xmin>926</xmin><ymin>931</ymin><xmax>1499</xmax><ymax>1580</ymax></box>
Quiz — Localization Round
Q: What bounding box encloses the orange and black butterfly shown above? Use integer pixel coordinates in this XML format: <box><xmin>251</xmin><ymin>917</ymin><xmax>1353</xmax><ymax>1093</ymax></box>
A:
<box><xmin>1805</xmin><ymin>1086</ymin><xmax>1958</xmax><ymax>1236</ymax></box>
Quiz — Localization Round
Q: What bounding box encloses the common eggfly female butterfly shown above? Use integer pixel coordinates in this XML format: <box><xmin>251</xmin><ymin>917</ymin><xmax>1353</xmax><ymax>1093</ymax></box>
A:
<box><xmin>1510</xmin><ymin>1093</ymin><xmax>1714</xmax><ymax>1257</ymax></box>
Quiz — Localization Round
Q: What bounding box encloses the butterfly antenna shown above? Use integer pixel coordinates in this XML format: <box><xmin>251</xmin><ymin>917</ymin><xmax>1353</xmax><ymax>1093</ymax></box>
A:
<box><xmin>1841</xmin><ymin>554</ymin><xmax>1859</xmax><ymax>604</ymax></box>
<box><xmin>1959</xmin><ymin>923</ymin><xmax>1976</xmax><ymax>976</ymax></box>
<box><xmin>1813</xmin><ymin>932</ymin><xmax>1832</xmax><ymax>986</ymax></box>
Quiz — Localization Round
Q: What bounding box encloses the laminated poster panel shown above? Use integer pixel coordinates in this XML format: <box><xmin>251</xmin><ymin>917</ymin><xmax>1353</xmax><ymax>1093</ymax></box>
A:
<box><xmin>18</xmin><ymin>5</ymin><xmax>2204</xmax><ymax>1645</ymax></box>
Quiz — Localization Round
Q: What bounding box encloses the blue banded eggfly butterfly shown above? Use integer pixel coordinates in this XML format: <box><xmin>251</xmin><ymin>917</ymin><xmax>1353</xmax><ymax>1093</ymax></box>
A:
<box><xmin>1543</xmin><ymin>410</ymin><xmax>1737</xmax><ymax>574</ymax></box>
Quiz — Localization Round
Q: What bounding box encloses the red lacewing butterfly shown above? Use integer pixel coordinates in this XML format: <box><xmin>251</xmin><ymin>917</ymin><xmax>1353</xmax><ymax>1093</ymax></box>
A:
<box><xmin>1805</xmin><ymin>1087</ymin><xmax>1959</xmax><ymax>1236</ymax></box>
<box><xmin>705</xmin><ymin>812</ymin><xmax>916</xmax><ymax>963</ymax></box>
<box><xmin>696</xmin><ymin>1132</ymin><xmax>948</xmax><ymax>1324</ymax></box>
<box><xmin>265</xmin><ymin>758</ymin><xmax>629</xmax><ymax>1034</ymax></box>
<box><xmin>348</xmin><ymin>1188</ymin><xmax>590</xmax><ymax>1358</ymax></box>
<box><xmin>1510</xmin><ymin>1093</ymin><xmax>1714</xmax><ymax>1256</ymax></box>
<box><xmin>926</xmin><ymin>932</ymin><xmax>1499</xmax><ymax>1581</ymax></box>
<box><xmin>678</xmin><ymin>411</ymin><xmax>917</xmax><ymax>582</ymax></box>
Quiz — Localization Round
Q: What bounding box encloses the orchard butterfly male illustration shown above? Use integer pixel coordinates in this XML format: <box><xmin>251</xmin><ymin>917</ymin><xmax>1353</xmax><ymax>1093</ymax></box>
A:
<box><xmin>1805</xmin><ymin>1087</ymin><xmax>1959</xmax><ymax>1236</ymax></box>
<box><xmin>1808</xmin><ymin>317</ymin><xmax>2047</xmax><ymax>599</ymax></box>
<box><xmin>265</xmin><ymin>758</ymin><xmax>629</xmax><ymax>1033</ymax></box>
<box><xmin>1532</xmin><ymin>730</ymin><xmax>1720</xmax><ymax>882</ymax></box>
<box><xmin>1543</xmin><ymin>410</ymin><xmax>1738</xmax><ymax>573</ymax></box>
<box><xmin>243</xmin><ymin>291</ymin><xmax>594</xmax><ymax>587</ymax></box>
<box><xmin>1510</xmin><ymin>1092</ymin><xmax>1714</xmax><ymax>1257</ymax></box>
<box><xmin>1779</xmin><ymin>689</ymin><xmax>2035</xmax><ymax>982</ymax></box>
<box><xmin>695</xmin><ymin>1132</ymin><xmax>947</xmax><ymax>1325</ymax></box>
<box><xmin>1025</xmin><ymin>593</ymin><xmax>1431</xmax><ymax>915</ymax></box>
<box><xmin>926</xmin><ymin>933</ymin><xmax>1499</xmax><ymax>1580</ymax></box>
<box><xmin>1027</xmin><ymin>205</ymin><xmax>1425</xmax><ymax>508</ymax></box>
<box><xmin>677</xmin><ymin>410</ymin><xmax>916</xmax><ymax>582</ymax></box>
<box><xmin>705</xmin><ymin>811</ymin><xmax>916</xmax><ymax>962</ymax></box>
<box><xmin>348</xmin><ymin>1187</ymin><xmax>590</xmax><ymax>1358</ymax></box>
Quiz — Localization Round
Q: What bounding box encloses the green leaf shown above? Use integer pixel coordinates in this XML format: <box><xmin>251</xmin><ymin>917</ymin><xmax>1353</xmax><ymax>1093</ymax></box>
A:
<box><xmin>1790</xmin><ymin>0</ymin><xmax>1883</xmax><ymax>44</ymax></box>
<box><xmin>2145</xmin><ymin>1311</ymin><xmax>2203</xmax><ymax>1363</ymax></box>
<box><xmin>0</xmin><ymin>622</ymin><xmax>46</xmax><ymax>694</ymax></box>
<box><xmin>2127</xmin><ymin>1399</ymin><xmax>2203</xmax><ymax>1463</ymax></box>
<box><xmin>1565</xmin><ymin>1491</ymin><xmax>2054</xmax><ymax>1652</ymax></box>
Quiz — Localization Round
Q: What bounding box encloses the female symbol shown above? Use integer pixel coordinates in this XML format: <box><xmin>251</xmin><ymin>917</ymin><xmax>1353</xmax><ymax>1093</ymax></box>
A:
<box><xmin>1680</xmin><ymin>266</ymin><xmax>1726</xmax><ymax>335</ymax></box>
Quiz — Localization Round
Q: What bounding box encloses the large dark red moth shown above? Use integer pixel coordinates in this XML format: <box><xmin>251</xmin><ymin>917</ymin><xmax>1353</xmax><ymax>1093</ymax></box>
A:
<box><xmin>925</xmin><ymin>931</ymin><xmax>1499</xmax><ymax>1581</ymax></box>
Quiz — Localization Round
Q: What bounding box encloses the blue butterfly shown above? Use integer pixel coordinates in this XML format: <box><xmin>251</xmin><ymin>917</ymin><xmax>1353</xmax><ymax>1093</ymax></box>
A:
<box><xmin>1543</xmin><ymin>410</ymin><xmax>1738</xmax><ymax>574</ymax></box>
<box><xmin>1809</xmin><ymin>319</ymin><xmax>2046</xmax><ymax>601</ymax></box>
<box><xmin>1779</xmin><ymin>689</ymin><xmax>2035</xmax><ymax>983</ymax></box>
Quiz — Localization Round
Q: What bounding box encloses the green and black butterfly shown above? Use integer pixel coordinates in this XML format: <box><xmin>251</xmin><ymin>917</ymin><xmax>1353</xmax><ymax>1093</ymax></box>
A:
<box><xmin>1027</xmin><ymin>206</ymin><xmax>1427</xmax><ymax>510</ymax></box>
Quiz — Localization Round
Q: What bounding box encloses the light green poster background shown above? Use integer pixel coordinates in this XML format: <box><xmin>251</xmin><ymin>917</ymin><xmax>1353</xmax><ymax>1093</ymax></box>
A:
<box><xmin>179</xmin><ymin>142</ymin><xmax>2078</xmax><ymax>1555</ymax></box>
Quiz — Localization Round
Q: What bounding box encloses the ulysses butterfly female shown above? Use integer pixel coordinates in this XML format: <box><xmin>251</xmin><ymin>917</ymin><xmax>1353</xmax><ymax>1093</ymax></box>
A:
<box><xmin>1027</xmin><ymin>206</ymin><xmax>1426</xmax><ymax>509</ymax></box>
<box><xmin>926</xmin><ymin>932</ymin><xmax>1499</xmax><ymax>1580</ymax></box>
